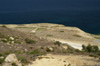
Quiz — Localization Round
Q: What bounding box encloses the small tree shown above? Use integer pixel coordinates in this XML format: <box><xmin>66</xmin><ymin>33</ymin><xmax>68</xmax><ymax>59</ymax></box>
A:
<box><xmin>86</xmin><ymin>44</ymin><xmax>93</xmax><ymax>52</ymax></box>
<box><xmin>82</xmin><ymin>44</ymin><xmax>86</xmax><ymax>51</ymax></box>
<box><xmin>92</xmin><ymin>45</ymin><xmax>99</xmax><ymax>52</ymax></box>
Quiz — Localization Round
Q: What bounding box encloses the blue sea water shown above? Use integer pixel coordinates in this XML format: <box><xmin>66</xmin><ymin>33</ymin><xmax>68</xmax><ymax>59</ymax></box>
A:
<box><xmin>0</xmin><ymin>9</ymin><xmax>100</xmax><ymax>34</ymax></box>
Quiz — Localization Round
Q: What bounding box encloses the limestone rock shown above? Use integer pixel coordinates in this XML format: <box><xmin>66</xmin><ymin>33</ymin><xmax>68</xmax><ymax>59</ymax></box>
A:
<box><xmin>61</xmin><ymin>45</ymin><xmax>68</xmax><ymax>50</ymax></box>
<box><xmin>47</xmin><ymin>47</ymin><xmax>54</xmax><ymax>51</ymax></box>
<box><xmin>2</xmin><ymin>54</ymin><xmax>22</xmax><ymax>66</ymax></box>
<box><xmin>5</xmin><ymin>54</ymin><xmax>18</xmax><ymax>63</ymax></box>
<box><xmin>9</xmin><ymin>37</ymin><xmax>14</xmax><ymax>41</ymax></box>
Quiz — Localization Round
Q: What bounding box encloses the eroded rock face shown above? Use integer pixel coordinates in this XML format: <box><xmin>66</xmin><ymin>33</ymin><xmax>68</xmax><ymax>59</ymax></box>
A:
<box><xmin>2</xmin><ymin>54</ymin><xmax>22</xmax><ymax>66</ymax></box>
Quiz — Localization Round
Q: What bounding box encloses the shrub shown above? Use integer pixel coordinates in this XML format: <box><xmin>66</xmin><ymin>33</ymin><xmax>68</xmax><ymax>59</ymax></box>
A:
<box><xmin>0</xmin><ymin>58</ymin><xmax>4</xmax><ymax>64</ymax></box>
<box><xmin>0</xmin><ymin>33</ymin><xmax>5</xmax><ymax>38</ymax></box>
<box><xmin>92</xmin><ymin>45</ymin><xmax>99</xmax><ymax>52</ymax></box>
<box><xmin>46</xmin><ymin>35</ymin><xmax>53</xmax><ymax>37</ymax></box>
<box><xmin>97</xmin><ymin>52</ymin><xmax>100</xmax><ymax>56</ymax></box>
<box><xmin>28</xmin><ymin>49</ymin><xmax>39</xmax><ymax>55</ymax></box>
<box><xmin>54</xmin><ymin>41</ymin><xmax>61</xmax><ymax>46</ymax></box>
<box><xmin>0</xmin><ymin>53</ymin><xmax>4</xmax><ymax>56</ymax></box>
<box><xmin>12</xmin><ymin>62</ymin><xmax>17</xmax><ymax>66</ymax></box>
<box><xmin>82</xmin><ymin>44</ymin><xmax>99</xmax><ymax>52</ymax></box>
<box><xmin>1</xmin><ymin>25</ymin><xmax>7</xmax><ymax>28</ymax></box>
<box><xmin>82</xmin><ymin>45</ymin><xmax>86</xmax><ymax>51</ymax></box>
<box><xmin>73</xmin><ymin>34</ymin><xmax>81</xmax><ymax>37</ymax></box>
<box><xmin>60</xmin><ymin>31</ymin><xmax>64</xmax><ymax>32</ymax></box>
<box><xmin>14</xmin><ymin>50</ymin><xmax>22</xmax><ymax>54</ymax></box>
<box><xmin>46</xmin><ymin>48</ymin><xmax>51</xmax><ymax>52</ymax></box>
<box><xmin>4</xmin><ymin>51</ymin><xmax>10</xmax><ymax>55</ymax></box>
<box><xmin>18</xmin><ymin>56</ymin><xmax>29</xmax><ymax>63</ymax></box>
<box><xmin>62</xmin><ymin>49</ymin><xmax>67</xmax><ymax>53</ymax></box>
<box><xmin>89</xmin><ymin>54</ymin><xmax>94</xmax><ymax>57</ymax></box>
<box><xmin>25</xmin><ymin>38</ymin><xmax>36</xmax><ymax>44</ymax></box>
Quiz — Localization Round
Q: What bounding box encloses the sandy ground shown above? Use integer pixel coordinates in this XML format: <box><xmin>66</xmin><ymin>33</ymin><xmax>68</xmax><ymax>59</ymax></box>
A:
<box><xmin>28</xmin><ymin>54</ymin><xmax>100</xmax><ymax>66</ymax></box>
<box><xmin>46</xmin><ymin>37</ymin><xmax>88</xmax><ymax>50</ymax></box>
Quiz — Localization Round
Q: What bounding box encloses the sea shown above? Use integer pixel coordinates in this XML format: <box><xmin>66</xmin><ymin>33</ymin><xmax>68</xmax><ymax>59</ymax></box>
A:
<box><xmin>0</xmin><ymin>9</ymin><xmax>100</xmax><ymax>34</ymax></box>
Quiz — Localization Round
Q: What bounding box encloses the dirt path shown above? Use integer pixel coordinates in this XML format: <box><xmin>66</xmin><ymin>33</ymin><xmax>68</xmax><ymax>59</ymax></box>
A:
<box><xmin>28</xmin><ymin>54</ymin><xmax>100</xmax><ymax>66</ymax></box>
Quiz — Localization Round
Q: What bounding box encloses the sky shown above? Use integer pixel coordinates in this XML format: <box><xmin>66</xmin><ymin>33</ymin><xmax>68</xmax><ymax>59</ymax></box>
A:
<box><xmin>0</xmin><ymin>0</ymin><xmax>100</xmax><ymax>12</ymax></box>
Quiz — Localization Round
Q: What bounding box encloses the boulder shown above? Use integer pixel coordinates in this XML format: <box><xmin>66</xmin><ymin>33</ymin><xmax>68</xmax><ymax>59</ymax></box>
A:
<box><xmin>2</xmin><ymin>54</ymin><xmax>22</xmax><ymax>66</ymax></box>
<box><xmin>5</xmin><ymin>54</ymin><xmax>18</xmax><ymax>63</ymax></box>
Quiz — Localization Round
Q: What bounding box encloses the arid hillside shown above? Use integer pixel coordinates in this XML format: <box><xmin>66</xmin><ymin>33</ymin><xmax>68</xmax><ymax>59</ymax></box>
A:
<box><xmin>0</xmin><ymin>23</ymin><xmax>100</xmax><ymax>66</ymax></box>
<box><xmin>2</xmin><ymin>23</ymin><xmax>100</xmax><ymax>49</ymax></box>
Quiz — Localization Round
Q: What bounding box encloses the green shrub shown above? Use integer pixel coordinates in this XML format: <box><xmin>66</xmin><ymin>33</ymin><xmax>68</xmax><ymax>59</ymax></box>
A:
<box><xmin>73</xmin><ymin>34</ymin><xmax>81</xmax><ymax>37</ymax></box>
<box><xmin>12</xmin><ymin>62</ymin><xmax>17</xmax><ymax>66</ymax></box>
<box><xmin>82</xmin><ymin>44</ymin><xmax>99</xmax><ymax>52</ymax></box>
<box><xmin>30</xmin><ymin>47</ymin><xmax>33</xmax><ymax>49</ymax></box>
<box><xmin>89</xmin><ymin>54</ymin><xmax>94</xmax><ymax>57</ymax></box>
<box><xmin>46</xmin><ymin>48</ymin><xmax>51</xmax><ymax>52</ymax></box>
<box><xmin>4</xmin><ymin>51</ymin><xmax>10</xmax><ymax>55</ymax></box>
<box><xmin>18</xmin><ymin>56</ymin><xmax>29</xmax><ymax>63</ymax></box>
<box><xmin>62</xmin><ymin>49</ymin><xmax>67</xmax><ymax>53</ymax></box>
<box><xmin>37</xmin><ymin>28</ymin><xmax>45</xmax><ymax>31</ymax></box>
<box><xmin>0</xmin><ymin>53</ymin><xmax>4</xmax><ymax>56</ymax></box>
<box><xmin>28</xmin><ymin>49</ymin><xmax>39</xmax><ymax>55</ymax></box>
<box><xmin>54</xmin><ymin>41</ymin><xmax>61</xmax><ymax>46</ymax></box>
<box><xmin>82</xmin><ymin>45</ymin><xmax>86</xmax><ymax>51</ymax></box>
<box><xmin>92</xmin><ymin>45</ymin><xmax>99</xmax><ymax>52</ymax></box>
<box><xmin>46</xmin><ymin>35</ymin><xmax>53</xmax><ymax>37</ymax></box>
<box><xmin>97</xmin><ymin>52</ymin><xmax>100</xmax><ymax>56</ymax></box>
<box><xmin>60</xmin><ymin>31</ymin><xmax>64</xmax><ymax>32</ymax></box>
<box><xmin>1</xmin><ymin>25</ymin><xmax>7</xmax><ymax>28</ymax></box>
<box><xmin>0</xmin><ymin>33</ymin><xmax>5</xmax><ymax>38</ymax></box>
<box><xmin>0</xmin><ymin>58</ymin><xmax>4</xmax><ymax>64</ymax></box>
<box><xmin>25</xmin><ymin>38</ymin><xmax>36</xmax><ymax>44</ymax></box>
<box><xmin>14</xmin><ymin>50</ymin><xmax>22</xmax><ymax>54</ymax></box>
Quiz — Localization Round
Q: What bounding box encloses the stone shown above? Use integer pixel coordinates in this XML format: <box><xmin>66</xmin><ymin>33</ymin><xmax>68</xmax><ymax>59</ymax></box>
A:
<box><xmin>5</xmin><ymin>54</ymin><xmax>19</xmax><ymax>63</ymax></box>
<box><xmin>0</xmin><ymin>56</ymin><xmax>4</xmax><ymax>59</ymax></box>
<box><xmin>61</xmin><ymin>45</ymin><xmax>68</xmax><ymax>50</ymax></box>
<box><xmin>47</xmin><ymin>47</ymin><xmax>54</xmax><ymax>51</ymax></box>
<box><xmin>9</xmin><ymin>37</ymin><xmax>14</xmax><ymax>41</ymax></box>
<box><xmin>3</xmin><ymin>54</ymin><xmax>22</xmax><ymax>66</ymax></box>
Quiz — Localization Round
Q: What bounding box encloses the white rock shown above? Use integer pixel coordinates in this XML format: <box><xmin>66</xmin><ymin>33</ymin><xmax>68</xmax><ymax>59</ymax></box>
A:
<box><xmin>5</xmin><ymin>54</ymin><xmax>18</xmax><ymax>63</ymax></box>
<box><xmin>0</xmin><ymin>56</ymin><xmax>4</xmax><ymax>59</ymax></box>
<box><xmin>9</xmin><ymin>37</ymin><xmax>14</xmax><ymax>41</ymax></box>
<box><xmin>47</xmin><ymin>47</ymin><xmax>54</xmax><ymax>51</ymax></box>
<box><xmin>31</xmin><ymin>30</ymin><xmax>36</xmax><ymax>33</ymax></box>
<box><xmin>4</xmin><ymin>54</ymin><xmax>22</xmax><ymax>66</ymax></box>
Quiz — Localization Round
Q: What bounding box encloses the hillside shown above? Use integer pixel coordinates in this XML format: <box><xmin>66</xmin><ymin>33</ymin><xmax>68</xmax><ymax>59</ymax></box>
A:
<box><xmin>2</xmin><ymin>23</ymin><xmax>100</xmax><ymax>49</ymax></box>
<box><xmin>0</xmin><ymin>23</ymin><xmax>100</xmax><ymax>66</ymax></box>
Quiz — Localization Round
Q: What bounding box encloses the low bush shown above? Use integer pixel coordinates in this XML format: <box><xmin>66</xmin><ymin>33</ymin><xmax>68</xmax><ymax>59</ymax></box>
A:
<box><xmin>25</xmin><ymin>38</ymin><xmax>36</xmax><ymax>44</ymax></box>
<box><xmin>54</xmin><ymin>41</ymin><xmax>61</xmax><ymax>46</ymax></box>
<box><xmin>28</xmin><ymin>49</ymin><xmax>40</xmax><ymax>55</ymax></box>
<box><xmin>4</xmin><ymin>51</ymin><xmax>10</xmax><ymax>55</ymax></box>
<box><xmin>46</xmin><ymin>48</ymin><xmax>51</xmax><ymax>52</ymax></box>
<box><xmin>60</xmin><ymin>31</ymin><xmax>64</xmax><ymax>32</ymax></box>
<box><xmin>12</xmin><ymin>62</ymin><xmax>17</xmax><ymax>66</ymax></box>
<box><xmin>0</xmin><ymin>53</ymin><xmax>4</xmax><ymax>56</ymax></box>
<box><xmin>82</xmin><ymin>44</ymin><xmax>99</xmax><ymax>52</ymax></box>
<box><xmin>46</xmin><ymin>35</ymin><xmax>53</xmax><ymax>37</ymax></box>
<box><xmin>0</xmin><ymin>58</ymin><xmax>4</xmax><ymax>64</ymax></box>
<box><xmin>18</xmin><ymin>56</ymin><xmax>29</xmax><ymax>63</ymax></box>
<box><xmin>97</xmin><ymin>52</ymin><xmax>100</xmax><ymax>56</ymax></box>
